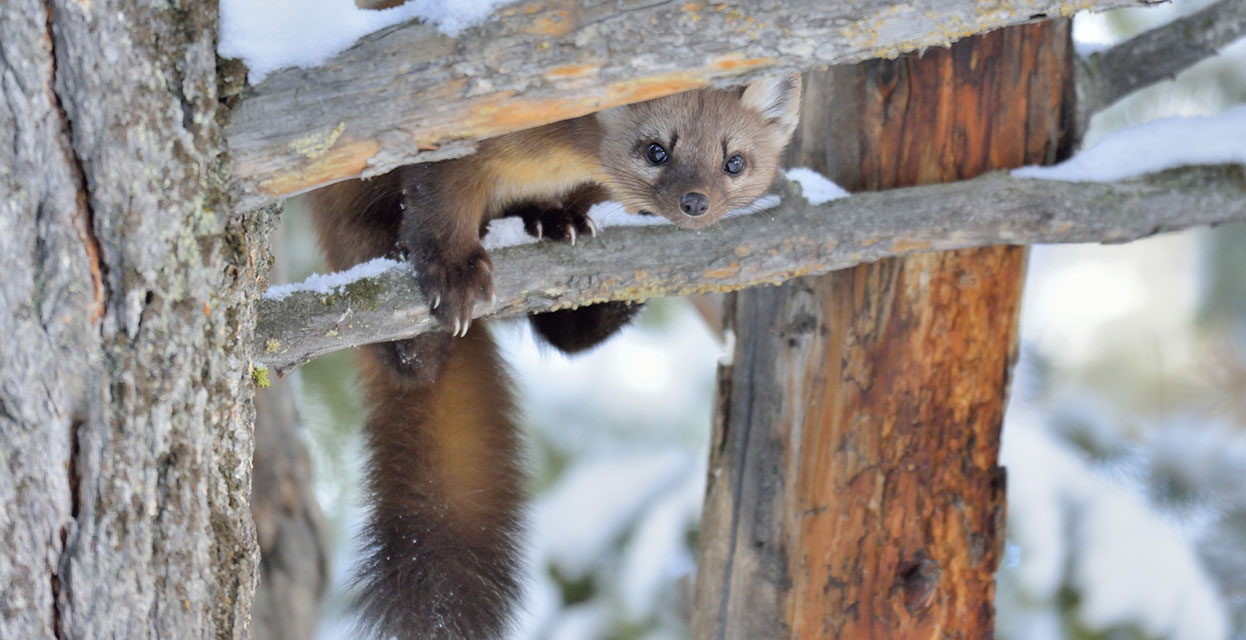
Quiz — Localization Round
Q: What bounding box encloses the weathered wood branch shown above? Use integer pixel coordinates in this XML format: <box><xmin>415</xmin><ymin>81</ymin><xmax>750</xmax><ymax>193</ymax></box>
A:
<box><xmin>256</xmin><ymin>164</ymin><xmax>1246</xmax><ymax>373</ymax></box>
<box><xmin>224</xmin><ymin>0</ymin><xmax>1155</xmax><ymax>211</ymax></box>
<box><xmin>1074</xmin><ymin>0</ymin><xmax>1246</xmax><ymax>136</ymax></box>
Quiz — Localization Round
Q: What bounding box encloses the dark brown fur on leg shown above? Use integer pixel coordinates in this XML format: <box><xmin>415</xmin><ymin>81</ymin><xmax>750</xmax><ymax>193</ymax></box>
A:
<box><xmin>505</xmin><ymin>183</ymin><xmax>609</xmax><ymax>244</ymax></box>
<box><xmin>369</xmin><ymin>333</ymin><xmax>453</xmax><ymax>387</ymax></box>
<box><xmin>355</xmin><ymin>328</ymin><xmax>525</xmax><ymax>640</ymax></box>
<box><xmin>308</xmin><ymin>178</ymin><xmax>525</xmax><ymax>639</ymax></box>
<box><xmin>503</xmin><ymin>184</ymin><xmax>644</xmax><ymax>354</ymax></box>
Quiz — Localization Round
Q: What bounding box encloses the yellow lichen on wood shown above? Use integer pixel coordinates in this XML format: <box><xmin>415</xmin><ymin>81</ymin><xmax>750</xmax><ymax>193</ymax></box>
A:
<box><xmin>289</xmin><ymin>122</ymin><xmax>346</xmax><ymax>160</ymax></box>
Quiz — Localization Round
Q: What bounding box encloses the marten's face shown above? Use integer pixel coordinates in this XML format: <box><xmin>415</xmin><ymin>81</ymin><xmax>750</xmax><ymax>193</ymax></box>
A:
<box><xmin>596</xmin><ymin>76</ymin><xmax>801</xmax><ymax>230</ymax></box>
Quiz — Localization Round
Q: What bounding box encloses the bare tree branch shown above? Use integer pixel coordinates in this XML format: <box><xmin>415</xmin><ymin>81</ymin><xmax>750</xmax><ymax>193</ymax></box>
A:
<box><xmin>1075</xmin><ymin>0</ymin><xmax>1246</xmax><ymax>137</ymax></box>
<box><xmin>256</xmin><ymin>164</ymin><xmax>1246</xmax><ymax>374</ymax></box>
<box><xmin>223</xmin><ymin>0</ymin><xmax>1153</xmax><ymax>211</ymax></box>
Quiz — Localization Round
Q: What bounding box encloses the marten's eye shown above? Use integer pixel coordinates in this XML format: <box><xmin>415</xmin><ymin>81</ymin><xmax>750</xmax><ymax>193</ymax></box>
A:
<box><xmin>645</xmin><ymin>143</ymin><xmax>668</xmax><ymax>165</ymax></box>
<box><xmin>724</xmin><ymin>154</ymin><xmax>745</xmax><ymax>175</ymax></box>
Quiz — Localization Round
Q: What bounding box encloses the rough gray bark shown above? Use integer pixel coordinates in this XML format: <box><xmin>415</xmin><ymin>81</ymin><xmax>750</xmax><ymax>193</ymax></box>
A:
<box><xmin>223</xmin><ymin>0</ymin><xmax>1155</xmax><ymax>210</ymax></box>
<box><xmin>1074</xmin><ymin>0</ymin><xmax>1246</xmax><ymax>138</ymax></box>
<box><xmin>0</xmin><ymin>1</ymin><xmax>263</xmax><ymax>639</ymax></box>
<box><xmin>256</xmin><ymin>164</ymin><xmax>1246</xmax><ymax>373</ymax></box>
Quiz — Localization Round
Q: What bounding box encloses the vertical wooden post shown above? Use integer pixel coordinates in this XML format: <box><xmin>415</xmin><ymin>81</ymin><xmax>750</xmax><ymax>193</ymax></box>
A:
<box><xmin>694</xmin><ymin>21</ymin><xmax>1072</xmax><ymax>638</ymax></box>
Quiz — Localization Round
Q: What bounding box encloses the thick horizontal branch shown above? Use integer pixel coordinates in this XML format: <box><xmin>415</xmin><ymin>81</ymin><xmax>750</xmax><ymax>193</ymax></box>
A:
<box><xmin>1075</xmin><ymin>0</ymin><xmax>1246</xmax><ymax>136</ymax></box>
<box><xmin>225</xmin><ymin>0</ymin><xmax>1151</xmax><ymax>211</ymax></box>
<box><xmin>256</xmin><ymin>164</ymin><xmax>1246</xmax><ymax>374</ymax></box>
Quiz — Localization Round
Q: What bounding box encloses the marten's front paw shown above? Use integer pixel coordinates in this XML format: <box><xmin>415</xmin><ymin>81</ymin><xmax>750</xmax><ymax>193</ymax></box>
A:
<box><xmin>515</xmin><ymin>203</ymin><xmax>598</xmax><ymax>245</ymax></box>
<box><xmin>412</xmin><ymin>245</ymin><xmax>494</xmax><ymax>337</ymax></box>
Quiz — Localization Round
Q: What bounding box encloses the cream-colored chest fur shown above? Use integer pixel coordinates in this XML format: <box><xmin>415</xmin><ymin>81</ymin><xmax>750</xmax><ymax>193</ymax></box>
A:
<box><xmin>482</xmin><ymin>145</ymin><xmax>604</xmax><ymax>216</ymax></box>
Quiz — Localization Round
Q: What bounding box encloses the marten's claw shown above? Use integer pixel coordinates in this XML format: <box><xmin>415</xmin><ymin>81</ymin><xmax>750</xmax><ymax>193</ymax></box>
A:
<box><xmin>516</xmin><ymin>201</ymin><xmax>597</xmax><ymax>245</ymax></box>
<box><xmin>412</xmin><ymin>243</ymin><xmax>494</xmax><ymax>337</ymax></box>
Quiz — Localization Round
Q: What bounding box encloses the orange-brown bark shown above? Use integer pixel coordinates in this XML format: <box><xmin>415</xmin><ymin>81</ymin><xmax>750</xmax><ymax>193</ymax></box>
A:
<box><xmin>695</xmin><ymin>20</ymin><xmax>1071</xmax><ymax>639</ymax></box>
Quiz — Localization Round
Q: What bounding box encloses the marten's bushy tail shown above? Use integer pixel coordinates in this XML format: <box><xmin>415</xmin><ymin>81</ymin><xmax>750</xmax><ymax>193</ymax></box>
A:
<box><xmin>353</xmin><ymin>329</ymin><xmax>526</xmax><ymax>640</ymax></box>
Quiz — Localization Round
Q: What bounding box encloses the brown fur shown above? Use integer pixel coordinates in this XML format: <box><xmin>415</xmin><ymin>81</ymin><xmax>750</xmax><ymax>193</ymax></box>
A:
<box><xmin>304</xmin><ymin>78</ymin><xmax>801</xmax><ymax>640</ymax></box>
<box><xmin>309</xmin><ymin>77</ymin><xmax>800</xmax><ymax>335</ymax></box>
<box><xmin>596</xmin><ymin>76</ymin><xmax>801</xmax><ymax>229</ymax></box>
<box><xmin>354</xmin><ymin>330</ymin><xmax>524</xmax><ymax>640</ymax></box>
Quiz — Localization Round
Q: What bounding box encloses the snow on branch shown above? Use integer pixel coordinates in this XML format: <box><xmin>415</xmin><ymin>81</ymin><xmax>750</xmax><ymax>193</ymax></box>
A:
<box><xmin>255</xmin><ymin>164</ymin><xmax>1246</xmax><ymax>374</ymax></box>
<box><xmin>1074</xmin><ymin>0</ymin><xmax>1246</xmax><ymax>138</ymax></box>
<box><xmin>223</xmin><ymin>0</ymin><xmax>1151</xmax><ymax>211</ymax></box>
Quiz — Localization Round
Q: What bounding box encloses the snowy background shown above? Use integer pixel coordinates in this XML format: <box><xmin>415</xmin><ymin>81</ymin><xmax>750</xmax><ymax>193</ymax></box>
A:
<box><xmin>259</xmin><ymin>1</ymin><xmax>1246</xmax><ymax>638</ymax></box>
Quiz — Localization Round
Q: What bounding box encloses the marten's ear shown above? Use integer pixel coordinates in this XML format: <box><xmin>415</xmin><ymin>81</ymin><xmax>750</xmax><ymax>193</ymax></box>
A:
<box><xmin>741</xmin><ymin>74</ymin><xmax>802</xmax><ymax>144</ymax></box>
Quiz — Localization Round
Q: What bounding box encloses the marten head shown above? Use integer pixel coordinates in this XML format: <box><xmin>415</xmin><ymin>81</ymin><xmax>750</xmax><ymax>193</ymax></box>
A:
<box><xmin>595</xmin><ymin>75</ymin><xmax>802</xmax><ymax>230</ymax></box>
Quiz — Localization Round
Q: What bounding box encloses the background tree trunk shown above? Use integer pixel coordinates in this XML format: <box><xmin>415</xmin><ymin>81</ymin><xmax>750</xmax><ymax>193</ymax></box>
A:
<box><xmin>0</xmin><ymin>1</ymin><xmax>263</xmax><ymax>638</ymax></box>
<box><xmin>694</xmin><ymin>20</ymin><xmax>1072</xmax><ymax>638</ymax></box>
<box><xmin>252</xmin><ymin>377</ymin><xmax>332</xmax><ymax>640</ymax></box>
<box><xmin>251</xmin><ymin>231</ymin><xmax>331</xmax><ymax>640</ymax></box>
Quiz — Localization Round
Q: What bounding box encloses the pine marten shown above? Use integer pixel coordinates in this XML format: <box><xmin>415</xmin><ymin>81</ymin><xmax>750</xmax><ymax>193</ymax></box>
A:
<box><xmin>306</xmin><ymin>76</ymin><xmax>801</xmax><ymax>640</ymax></box>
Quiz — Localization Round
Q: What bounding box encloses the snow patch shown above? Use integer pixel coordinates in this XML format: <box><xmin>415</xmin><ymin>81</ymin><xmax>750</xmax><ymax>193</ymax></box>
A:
<box><xmin>262</xmin><ymin>257</ymin><xmax>404</xmax><ymax>301</ymax></box>
<box><xmin>1013</xmin><ymin>104</ymin><xmax>1246</xmax><ymax>182</ymax></box>
<box><xmin>785</xmin><ymin>167</ymin><xmax>850</xmax><ymax>204</ymax></box>
<box><xmin>219</xmin><ymin>0</ymin><xmax>516</xmax><ymax>83</ymax></box>
<box><xmin>480</xmin><ymin>217</ymin><xmax>537</xmax><ymax>251</ymax></box>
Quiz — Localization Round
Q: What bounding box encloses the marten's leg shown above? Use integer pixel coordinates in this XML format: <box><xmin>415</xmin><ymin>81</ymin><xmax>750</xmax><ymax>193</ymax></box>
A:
<box><xmin>502</xmin><ymin>183</ymin><xmax>645</xmax><ymax>353</ymax></box>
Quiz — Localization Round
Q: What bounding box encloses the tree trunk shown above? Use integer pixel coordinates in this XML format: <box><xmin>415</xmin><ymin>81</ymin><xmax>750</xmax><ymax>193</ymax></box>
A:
<box><xmin>694</xmin><ymin>20</ymin><xmax>1072</xmax><ymax>639</ymax></box>
<box><xmin>0</xmin><ymin>1</ymin><xmax>262</xmax><ymax>638</ymax></box>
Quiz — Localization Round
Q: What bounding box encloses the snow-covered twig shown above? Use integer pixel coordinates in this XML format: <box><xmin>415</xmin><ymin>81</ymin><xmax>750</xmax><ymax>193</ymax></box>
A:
<box><xmin>1073</xmin><ymin>0</ymin><xmax>1246</xmax><ymax>140</ymax></box>
<box><xmin>256</xmin><ymin>165</ymin><xmax>1246</xmax><ymax>374</ymax></box>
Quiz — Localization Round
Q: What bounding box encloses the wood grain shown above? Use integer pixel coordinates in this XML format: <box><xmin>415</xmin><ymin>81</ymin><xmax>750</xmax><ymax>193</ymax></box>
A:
<box><xmin>694</xmin><ymin>20</ymin><xmax>1072</xmax><ymax>638</ymax></box>
<box><xmin>223</xmin><ymin>0</ymin><xmax>1152</xmax><ymax>210</ymax></box>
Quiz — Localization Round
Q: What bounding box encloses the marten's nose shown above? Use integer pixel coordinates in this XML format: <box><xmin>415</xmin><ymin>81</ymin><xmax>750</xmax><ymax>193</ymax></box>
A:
<box><xmin>679</xmin><ymin>192</ymin><xmax>710</xmax><ymax>216</ymax></box>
